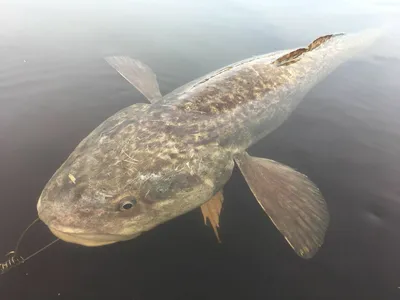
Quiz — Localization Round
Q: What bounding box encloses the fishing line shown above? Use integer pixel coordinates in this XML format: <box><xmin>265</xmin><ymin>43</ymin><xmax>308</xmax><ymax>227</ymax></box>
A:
<box><xmin>1</xmin><ymin>218</ymin><xmax>59</xmax><ymax>275</ymax></box>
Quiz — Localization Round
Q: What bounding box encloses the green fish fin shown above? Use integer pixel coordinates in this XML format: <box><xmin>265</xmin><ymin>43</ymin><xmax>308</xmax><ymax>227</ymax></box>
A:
<box><xmin>234</xmin><ymin>152</ymin><xmax>329</xmax><ymax>259</ymax></box>
<box><xmin>105</xmin><ymin>56</ymin><xmax>162</xmax><ymax>103</ymax></box>
<box><xmin>200</xmin><ymin>190</ymin><xmax>224</xmax><ymax>243</ymax></box>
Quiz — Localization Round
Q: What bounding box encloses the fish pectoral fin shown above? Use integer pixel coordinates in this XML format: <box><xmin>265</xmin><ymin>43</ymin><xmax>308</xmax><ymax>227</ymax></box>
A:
<box><xmin>234</xmin><ymin>152</ymin><xmax>329</xmax><ymax>259</ymax></box>
<box><xmin>105</xmin><ymin>56</ymin><xmax>162</xmax><ymax>103</ymax></box>
<box><xmin>200</xmin><ymin>191</ymin><xmax>224</xmax><ymax>243</ymax></box>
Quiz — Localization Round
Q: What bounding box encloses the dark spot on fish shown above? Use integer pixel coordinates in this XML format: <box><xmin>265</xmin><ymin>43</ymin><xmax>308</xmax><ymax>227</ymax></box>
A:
<box><xmin>209</xmin><ymin>131</ymin><xmax>218</xmax><ymax>139</ymax></box>
<box><xmin>171</xmin><ymin>173</ymin><xmax>199</xmax><ymax>190</ymax></box>
<box><xmin>78</xmin><ymin>209</ymin><xmax>93</xmax><ymax>218</ymax></box>
<box><xmin>164</xmin><ymin>125</ymin><xmax>174</xmax><ymax>133</ymax></box>
<box><xmin>151</xmin><ymin>111</ymin><xmax>163</xmax><ymax>120</ymax></box>
<box><xmin>73</xmin><ymin>184</ymin><xmax>87</xmax><ymax>200</ymax></box>
<box><xmin>218</xmin><ymin>136</ymin><xmax>234</xmax><ymax>147</ymax></box>
<box><xmin>168</xmin><ymin>153</ymin><xmax>178</xmax><ymax>159</ymax></box>
<box><xmin>144</xmin><ymin>174</ymin><xmax>188</xmax><ymax>202</ymax></box>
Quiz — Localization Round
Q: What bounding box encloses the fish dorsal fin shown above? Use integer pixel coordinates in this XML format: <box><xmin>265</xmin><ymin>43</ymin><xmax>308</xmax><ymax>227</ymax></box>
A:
<box><xmin>105</xmin><ymin>56</ymin><xmax>162</xmax><ymax>103</ymax></box>
<box><xmin>234</xmin><ymin>152</ymin><xmax>329</xmax><ymax>259</ymax></box>
<box><xmin>274</xmin><ymin>33</ymin><xmax>344</xmax><ymax>66</ymax></box>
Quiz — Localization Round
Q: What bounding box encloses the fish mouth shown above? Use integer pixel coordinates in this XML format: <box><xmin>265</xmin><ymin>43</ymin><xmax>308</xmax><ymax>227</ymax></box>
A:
<box><xmin>49</xmin><ymin>226</ymin><xmax>139</xmax><ymax>247</ymax></box>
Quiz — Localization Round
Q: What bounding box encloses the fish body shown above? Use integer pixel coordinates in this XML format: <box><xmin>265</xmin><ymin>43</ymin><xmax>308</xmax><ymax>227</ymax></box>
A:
<box><xmin>37</xmin><ymin>28</ymin><xmax>380</xmax><ymax>256</ymax></box>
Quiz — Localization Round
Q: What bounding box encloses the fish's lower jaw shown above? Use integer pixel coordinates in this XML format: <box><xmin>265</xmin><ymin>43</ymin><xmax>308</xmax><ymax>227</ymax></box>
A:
<box><xmin>49</xmin><ymin>227</ymin><xmax>122</xmax><ymax>247</ymax></box>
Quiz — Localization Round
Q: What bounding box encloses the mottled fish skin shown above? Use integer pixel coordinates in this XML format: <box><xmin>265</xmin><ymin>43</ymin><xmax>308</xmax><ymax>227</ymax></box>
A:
<box><xmin>162</xmin><ymin>30</ymin><xmax>380</xmax><ymax>150</ymax></box>
<box><xmin>37</xmin><ymin>102</ymin><xmax>235</xmax><ymax>239</ymax></box>
<box><xmin>37</xmin><ymin>29</ymin><xmax>380</xmax><ymax>244</ymax></box>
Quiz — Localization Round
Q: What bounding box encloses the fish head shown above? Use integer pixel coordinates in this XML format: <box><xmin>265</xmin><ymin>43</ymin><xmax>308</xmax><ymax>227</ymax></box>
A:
<box><xmin>37</xmin><ymin>166</ymin><xmax>213</xmax><ymax>247</ymax></box>
<box><xmin>37</xmin><ymin>105</ymin><xmax>233</xmax><ymax>247</ymax></box>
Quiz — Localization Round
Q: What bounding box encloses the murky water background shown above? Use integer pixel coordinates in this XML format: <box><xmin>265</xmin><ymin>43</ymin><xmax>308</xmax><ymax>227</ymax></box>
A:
<box><xmin>1</xmin><ymin>1</ymin><xmax>400</xmax><ymax>299</ymax></box>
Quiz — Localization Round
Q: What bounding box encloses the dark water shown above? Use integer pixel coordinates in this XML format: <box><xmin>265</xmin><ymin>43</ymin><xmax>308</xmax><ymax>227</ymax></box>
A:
<box><xmin>1</xmin><ymin>1</ymin><xmax>400</xmax><ymax>299</ymax></box>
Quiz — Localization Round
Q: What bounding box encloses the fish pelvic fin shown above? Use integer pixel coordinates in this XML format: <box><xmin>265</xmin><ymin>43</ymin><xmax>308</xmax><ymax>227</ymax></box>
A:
<box><xmin>200</xmin><ymin>191</ymin><xmax>224</xmax><ymax>243</ymax></box>
<box><xmin>234</xmin><ymin>152</ymin><xmax>329</xmax><ymax>259</ymax></box>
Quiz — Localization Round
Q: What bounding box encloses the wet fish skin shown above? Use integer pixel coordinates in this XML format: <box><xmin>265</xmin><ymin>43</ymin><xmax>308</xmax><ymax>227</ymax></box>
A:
<box><xmin>37</xmin><ymin>102</ymin><xmax>235</xmax><ymax>242</ymax></box>
<box><xmin>37</xmin><ymin>28</ymin><xmax>381</xmax><ymax>249</ymax></box>
<box><xmin>162</xmin><ymin>29</ymin><xmax>381</xmax><ymax>149</ymax></box>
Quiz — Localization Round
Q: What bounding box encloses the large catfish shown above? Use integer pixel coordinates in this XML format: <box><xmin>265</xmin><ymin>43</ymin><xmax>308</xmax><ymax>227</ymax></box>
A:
<box><xmin>37</xmin><ymin>28</ymin><xmax>381</xmax><ymax>259</ymax></box>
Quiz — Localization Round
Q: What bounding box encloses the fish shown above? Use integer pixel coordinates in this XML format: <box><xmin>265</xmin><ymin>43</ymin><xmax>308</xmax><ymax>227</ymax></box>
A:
<box><xmin>36</xmin><ymin>27</ymin><xmax>381</xmax><ymax>259</ymax></box>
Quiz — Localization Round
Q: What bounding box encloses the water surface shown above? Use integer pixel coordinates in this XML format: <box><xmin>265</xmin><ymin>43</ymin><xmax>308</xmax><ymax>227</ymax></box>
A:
<box><xmin>1</xmin><ymin>1</ymin><xmax>400</xmax><ymax>299</ymax></box>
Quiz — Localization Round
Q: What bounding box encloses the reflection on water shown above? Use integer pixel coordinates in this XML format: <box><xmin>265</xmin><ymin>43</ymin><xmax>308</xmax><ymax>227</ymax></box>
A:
<box><xmin>0</xmin><ymin>1</ymin><xmax>399</xmax><ymax>299</ymax></box>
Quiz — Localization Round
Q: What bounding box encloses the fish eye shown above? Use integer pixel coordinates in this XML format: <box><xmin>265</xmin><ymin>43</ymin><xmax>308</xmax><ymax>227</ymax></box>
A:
<box><xmin>119</xmin><ymin>197</ymin><xmax>137</xmax><ymax>211</ymax></box>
